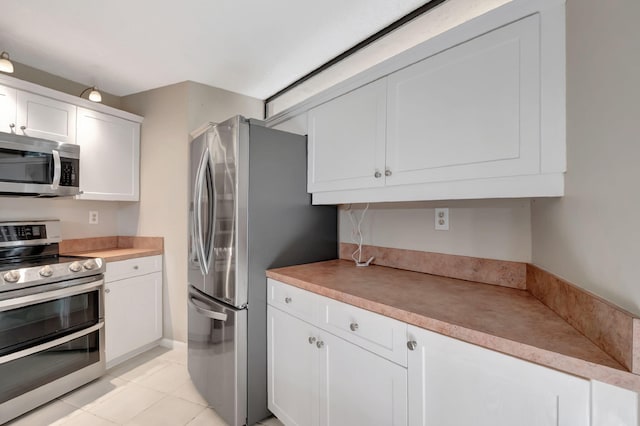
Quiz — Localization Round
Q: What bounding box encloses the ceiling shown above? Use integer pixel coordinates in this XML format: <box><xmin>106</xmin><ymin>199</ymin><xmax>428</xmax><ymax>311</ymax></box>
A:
<box><xmin>0</xmin><ymin>0</ymin><xmax>429</xmax><ymax>100</ymax></box>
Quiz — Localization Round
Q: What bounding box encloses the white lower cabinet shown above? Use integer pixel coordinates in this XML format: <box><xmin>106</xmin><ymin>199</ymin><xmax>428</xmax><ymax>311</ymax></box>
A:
<box><xmin>268</xmin><ymin>305</ymin><xmax>318</xmax><ymax>426</ymax></box>
<box><xmin>407</xmin><ymin>325</ymin><xmax>590</xmax><ymax>426</ymax></box>
<box><xmin>267</xmin><ymin>304</ymin><xmax>407</xmax><ymax>426</ymax></box>
<box><xmin>318</xmin><ymin>329</ymin><xmax>407</xmax><ymax>426</ymax></box>
<box><xmin>104</xmin><ymin>255</ymin><xmax>163</xmax><ymax>367</ymax></box>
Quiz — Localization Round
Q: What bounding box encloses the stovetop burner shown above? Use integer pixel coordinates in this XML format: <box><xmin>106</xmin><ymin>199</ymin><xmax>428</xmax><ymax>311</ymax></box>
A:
<box><xmin>0</xmin><ymin>220</ymin><xmax>105</xmax><ymax>293</ymax></box>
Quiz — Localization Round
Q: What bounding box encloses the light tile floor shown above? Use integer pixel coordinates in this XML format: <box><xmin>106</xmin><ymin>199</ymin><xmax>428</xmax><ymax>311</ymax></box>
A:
<box><xmin>7</xmin><ymin>346</ymin><xmax>284</xmax><ymax>426</ymax></box>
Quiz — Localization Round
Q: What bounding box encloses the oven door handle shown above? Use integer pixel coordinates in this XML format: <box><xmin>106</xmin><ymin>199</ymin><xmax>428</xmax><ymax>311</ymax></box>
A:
<box><xmin>0</xmin><ymin>321</ymin><xmax>104</xmax><ymax>365</ymax></box>
<box><xmin>51</xmin><ymin>149</ymin><xmax>61</xmax><ymax>190</ymax></box>
<box><xmin>0</xmin><ymin>279</ymin><xmax>104</xmax><ymax>312</ymax></box>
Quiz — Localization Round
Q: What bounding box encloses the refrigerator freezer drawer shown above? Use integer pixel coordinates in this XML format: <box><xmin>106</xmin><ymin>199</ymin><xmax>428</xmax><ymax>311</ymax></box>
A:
<box><xmin>187</xmin><ymin>286</ymin><xmax>247</xmax><ymax>426</ymax></box>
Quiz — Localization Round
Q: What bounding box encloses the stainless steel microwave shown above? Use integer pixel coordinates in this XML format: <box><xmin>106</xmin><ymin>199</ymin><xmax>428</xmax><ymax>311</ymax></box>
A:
<box><xmin>0</xmin><ymin>132</ymin><xmax>80</xmax><ymax>197</ymax></box>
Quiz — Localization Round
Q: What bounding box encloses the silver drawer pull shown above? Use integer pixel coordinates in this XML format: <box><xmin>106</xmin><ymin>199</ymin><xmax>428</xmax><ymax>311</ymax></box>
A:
<box><xmin>349</xmin><ymin>322</ymin><xmax>359</xmax><ymax>332</ymax></box>
<box><xmin>308</xmin><ymin>336</ymin><xmax>316</xmax><ymax>345</ymax></box>
<box><xmin>133</xmin><ymin>265</ymin><xmax>139</xmax><ymax>270</ymax></box>
<box><xmin>316</xmin><ymin>340</ymin><xmax>324</xmax><ymax>349</ymax></box>
<box><xmin>407</xmin><ymin>340</ymin><xmax>418</xmax><ymax>351</ymax></box>
<box><xmin>105</xmin><ymin>288</ymin><xmax>111</xmax><ymax>294</ymax></box>
<box><xmin>284</xmin><ymin>297</ymin><xmax>292</xmax><ymax>304</ymax></box>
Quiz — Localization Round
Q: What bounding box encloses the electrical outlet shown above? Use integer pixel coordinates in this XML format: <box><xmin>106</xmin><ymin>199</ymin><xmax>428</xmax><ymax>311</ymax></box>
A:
<box><xmin>435</xmin><ymin>208</ymin><xmax>449</xmax><ymax>231</ymax></box>
<box><xmin>89</xmin><ymin>211</ymin><xmax>99</xmax><ymax>224</ymax></box>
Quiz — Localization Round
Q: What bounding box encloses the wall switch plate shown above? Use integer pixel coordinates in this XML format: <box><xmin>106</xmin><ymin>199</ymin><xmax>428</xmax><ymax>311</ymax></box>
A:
<box><xmin>89</xmin><ymin>211</ymin><xmax>99</xmax><ymax>224</ymax></box>
<box><xmin>435</xmin><ymin>208</ymin><xmax>449</xmax><ymax>230</ymax></box>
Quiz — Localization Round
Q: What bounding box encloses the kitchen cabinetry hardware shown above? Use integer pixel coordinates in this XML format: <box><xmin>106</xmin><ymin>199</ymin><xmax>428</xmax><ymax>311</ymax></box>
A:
<box><xmin>316</xmin><ymin>340</ymin><xmax>324</xmax><ymax>349</ymax></box>
<box><xmin>104</xmin><ymin>288</ymin><xmax>110</xmax><ymax>294</ymax></box>
<box><xmin>133</xmin><ymin>265</ymin><xmax>139</xmax><ymax>270</ymax></box>
<box><xmin>407</xmin><ymin>340</ymin><xmax>417</xmax><ymax>351</ymax></box>
<box><xmin>374</xmin><ymin>171</ymin><xmax>382</xmax><ymax>178</ymax></box>
<box><xmin>285</xmin><ymin>297</ymin><xmax>292</xmax><ymax>304</ymax></box>
<box><xmin>19</xmin><ymin>125</ymin><xmax>25</xmax><ymax>131</ymax></box>
<box><xmin>349</xmin><ymin>322</ymin><xmax>359</xmax><ymax>331</ymax></box>
<box><xmin>8</xmin><ymin>123</ymin><xmax>14</xmax><ymax>131</ymax></box>
<box><xmin>308</xmin><ymin>336</ymin><xmax>316</xmax><ymax>344</ymax></box>
<box><xmin>385</xmin><ymin>169</ymin><xmax>392</xmax><ymax>177</ymax></box>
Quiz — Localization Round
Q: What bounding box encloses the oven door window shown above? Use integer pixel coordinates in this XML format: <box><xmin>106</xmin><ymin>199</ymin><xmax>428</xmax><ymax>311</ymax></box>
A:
<box><xmin>0</xmin><ymin>290</ymin><xmax>100</xmax><ymax>356</ymax></box>
<box><xmin>0</xmin><ymin>148</ymin><xmax>53</xmax><ymax>184</ymax></box>
<box><xmin>0</xmin><ymin>330</ymin><xmax>100</xmax><ymax>404</ymax></box>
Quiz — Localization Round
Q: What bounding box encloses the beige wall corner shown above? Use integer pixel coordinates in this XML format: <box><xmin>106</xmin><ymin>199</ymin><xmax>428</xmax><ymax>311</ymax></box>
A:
<box><xmin>531</xmin><ymin>0</ymin><xmax>640</xmax><ymax>315</ymax></box>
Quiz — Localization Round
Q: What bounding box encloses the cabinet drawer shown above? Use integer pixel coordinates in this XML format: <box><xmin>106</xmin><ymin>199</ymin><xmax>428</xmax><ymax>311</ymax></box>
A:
<box><xmin>105</xmin><ymin>255</ymin><xmax>162</xmax><ymax>282</ymax></box>
<box><xmin>320</xmin><ymin>297</ymin><xmax>407</xmax><ymax>367</ymax></box>
<box><xmin>267</xmin><ymin>278</ymin><xmax>318</xmax><ymax>324</ymax></box>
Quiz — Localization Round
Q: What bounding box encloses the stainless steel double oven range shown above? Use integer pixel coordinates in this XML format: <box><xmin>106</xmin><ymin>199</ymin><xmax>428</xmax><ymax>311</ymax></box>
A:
<box><xmin>0</xmin><ymin>220</ymin><xmax>106</xmax><ymax>424</ymax></box>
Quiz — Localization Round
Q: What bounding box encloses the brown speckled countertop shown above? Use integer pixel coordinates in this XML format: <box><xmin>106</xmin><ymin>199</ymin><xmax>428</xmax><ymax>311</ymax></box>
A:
<box><xmin>267</xmin><ymin>259</ymin><xmax>640</xmax><ymax>392</ymax></box>
<box><xmin>60</xmin><ymin>236</ymin><xmax>163</xmax><ymax>262</ymax></box>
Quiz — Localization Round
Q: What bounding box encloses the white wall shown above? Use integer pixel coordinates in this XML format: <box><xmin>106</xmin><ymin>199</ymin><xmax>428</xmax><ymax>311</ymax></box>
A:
<box><xmin>341</xmin><ymin>200</ymin><xmax>531</xmax><ymax>262</ymax></box>
<box><xmin>0</xmin><ymin>198</ymin><xmax>120</xmax><ymax>239</ymax></box>
<box><xmin>120</xmin><ymin>81</ymin><xmax>262</xmax><ymax>343</ymax></box>
<box><xmin>531</xmin><ymin>0</ymin><xmax>640</xmax><ymax>315</ymax></box>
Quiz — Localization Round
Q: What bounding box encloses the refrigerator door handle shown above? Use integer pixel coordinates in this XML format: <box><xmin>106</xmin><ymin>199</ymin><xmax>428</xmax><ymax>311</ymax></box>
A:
<box><xmin>188</xmin><ymin>296</ymin><xmax>228</xmax><ymax>322</ymax></box>
<box><xmin>194</xmin><ymin>147</ymin><xmax>210</xmax><ymax>275</ymax></box>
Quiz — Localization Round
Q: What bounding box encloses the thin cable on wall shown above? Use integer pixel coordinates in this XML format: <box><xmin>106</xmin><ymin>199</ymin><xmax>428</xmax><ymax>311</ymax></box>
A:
<box><xmin>347</xmin><ymin>203</ymin><xmax>375</xmax><ymax>267</ymax></box>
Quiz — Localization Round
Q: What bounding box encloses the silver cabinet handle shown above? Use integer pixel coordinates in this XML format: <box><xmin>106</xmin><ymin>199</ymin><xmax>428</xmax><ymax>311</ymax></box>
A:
<box><xmin>374</xmin><ymin>171</ymin><xmax>382</xmax><ymax>178</ymax></box>
<box><xmin>385</xmin><ymin>169</ymin><xmax>392</xmax><ymax>177</ymax></box>
<box><xmin>9</xmin><ymin>123</ymin><xmax>15</xmax><ymax>132</ymax></box>
<box><xmin>349</xmin><ymin>322</ymin><xmax>359</xmax><ymax>332</ymax></box>
<box><xmin>133</xmin><ymin>265</ymin><xmax>139</xmax><ymax>270</ymax></box>
<box><xmin>51</xmin><ymin>149</ymin><xmax>61</xmax><ymax>190</ymax></box>
<box><xmin>105</xmin><ymin>288</ymin><xmax>110</xmax><ymax>294</ymax></box>
<box><xmin>407</xmin><ymin>340</ymin><xmax>418</xmax><ymax>351</ymax></box>
<box><xmin>20</xmin><ymin>125</ymin><xmax>26</xmax><ymax>131</ymax></box>
<box><xmin>316</xmin><ymin>340</ymin><xmax>324</xmax><ymax>349</ymax></box>
<box><xmin>308</xmin><ymin>336</ymin><xmax>316</xmax><ymax>345</ymax></box>
<box><xmin>284</xmin><ymin>297</ymin><xmax>292</xmax><ymax>304</ymax></box>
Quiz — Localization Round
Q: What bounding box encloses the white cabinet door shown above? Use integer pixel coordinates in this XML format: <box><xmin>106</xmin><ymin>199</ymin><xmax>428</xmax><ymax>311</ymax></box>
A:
<box><xmin>591</xmin><ymin>380</ymin><xmax>639</xmax><ymax>426</ymax></box>
<box><xmin>105</xmin><ymin>271</ymin><xmax>162</xmax><ymax>364</ymax></box>
<box><xmin>308</xmin><ymin>79</ymin><xmax>387</xmax><ymax>193</ymax></box>
<box><xmin>407</xmin><ymin>326</ymin><xmax>589</xmax><ymax>426</ymax></box>
<box><xmin>386</xmin><ymin>15</ymin><xmax>541</xmax><ymax>186</ymax></box>
<box><xmin>16</xmin><ymin>91</ymin><xmax>76</xmax><ymax>143</ymax></box>
<box><xmin>76</xmin><ymin>107</ymin><xmax>140</xmax><ymax>201</ymax></box>
<box><xmin>0</xmin><ymin>84</ymin><xmax>17</xmax><ymax>133</ymax></box>
<box><xmin>268</xmin><ymin>306</ymin><xmax>319</xmax><ymax>426</ymax></box>
<box><xmin>318</xmin><ymin>330</ymin><xmax>407</xmax><ymax>426</ymax></box>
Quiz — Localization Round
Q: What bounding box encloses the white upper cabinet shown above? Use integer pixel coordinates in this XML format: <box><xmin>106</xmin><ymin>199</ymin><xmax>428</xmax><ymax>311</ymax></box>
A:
<box><xmin>16</xmin><ymin>90</ymin><xmax>76</xmax><ymax>144</ymax></box>
<box><xmin>294</xmin><ymin>0</ymin><xmax>566</xmax><ymax>204</ymax></box>
<box><xmin>0</xmin><ymin>74</ymin><xmax>143</xmax><ymax>201</ymax></box>
<box><xmin>386</xmin><ymin>15</ymin><xmax>540</xmax><ymax>186</ymax></box>
<box><xmin>308</xmin><ymin>79</ymin><xmax>387</xmax><ymax>192</ymax></box>
<box><xmin>76</xmin><ymin>107</ymin><xmax>140</xmax><ymax>201</ymax></box>
<box><xmin>0</xmin><ymin>85</ymin><xmax>17</xmax><ymax>133</ymax></box>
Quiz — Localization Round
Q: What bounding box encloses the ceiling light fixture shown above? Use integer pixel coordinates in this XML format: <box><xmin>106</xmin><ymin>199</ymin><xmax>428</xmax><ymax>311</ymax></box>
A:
<box><xmin>0</xmin><ymin>51</ymin><xmax>14</xmax><ymax>73</ymax></box>
<box><xmin>79</xmin><ymin>86</ymin><xmax>102</xmax><ymax>103</ymax></box>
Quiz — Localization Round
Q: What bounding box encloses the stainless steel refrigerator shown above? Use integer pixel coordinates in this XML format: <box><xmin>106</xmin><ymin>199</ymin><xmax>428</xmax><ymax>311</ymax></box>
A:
<box><xmin>187</xmin><ymin>116</ymin><xmax>337</xmax><ymax>426</ymax></box>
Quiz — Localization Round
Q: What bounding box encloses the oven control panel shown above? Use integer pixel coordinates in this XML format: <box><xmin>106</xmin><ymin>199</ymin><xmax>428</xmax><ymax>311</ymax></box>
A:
<box><xmin>0</xmin><ymin>220</ymin><xmax>61</xmax><ymax>247</ymax></box>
